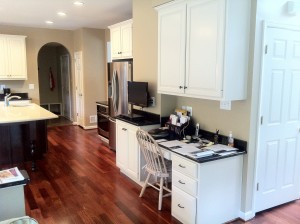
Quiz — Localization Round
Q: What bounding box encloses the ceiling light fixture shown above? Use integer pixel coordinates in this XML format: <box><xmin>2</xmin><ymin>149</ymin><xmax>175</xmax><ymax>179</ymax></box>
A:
<box><xmin>57</xmin><ymin>12</ymin><xmax>66</xmax><ymax>16</ymax></box>
<box><xmin>74</xmin><ymin>1</ymin><xmax>84</xmax><ymax>6</ymax></box>
<box><xmin>45</xmin><ymin>21</ymin><xmax>54</xmax><ymax>24</ymax></box>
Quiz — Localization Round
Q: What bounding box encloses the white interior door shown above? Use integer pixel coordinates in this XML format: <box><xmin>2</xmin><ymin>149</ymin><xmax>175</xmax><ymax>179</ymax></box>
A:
<box><xmin>255</xmin><ymin>25</ymin><xmax>300</xmax><ymax>212</ymax></box>
<box><xmin>60</xmin><ymin>54</ymin><xmax>71</xmax><ymax>120</ymax></box>
<box><xmin>74</xmin><ymin>51</ymin><xmax>84</xmax><ymax>127</ymax></box>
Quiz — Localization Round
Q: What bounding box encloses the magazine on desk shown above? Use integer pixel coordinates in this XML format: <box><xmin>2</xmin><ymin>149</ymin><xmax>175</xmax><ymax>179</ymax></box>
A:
<box><xmin>0</xmin><ymin>167</ymin><xmax>24</xmax><ymax>184</ymax></box>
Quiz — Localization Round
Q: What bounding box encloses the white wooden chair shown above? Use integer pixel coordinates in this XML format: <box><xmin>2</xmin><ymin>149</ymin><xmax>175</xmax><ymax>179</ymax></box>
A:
<box><xmin>136</xmin><ymin>129</ymin><xmax>171</xmax><ymax>210</ymax></box>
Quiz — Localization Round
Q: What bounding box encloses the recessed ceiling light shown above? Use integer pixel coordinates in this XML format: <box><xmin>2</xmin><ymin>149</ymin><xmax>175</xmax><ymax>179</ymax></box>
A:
<box><xmin>74</xmin><ymin>1</ymin><xmax>84</xmax><ymax>6</ymax></box>
<box><xmin>45</xmin><ymin>21</ymin><xmax>54</xmax><ymax>24</ymax></box>
<box><xmin>57</xmin><ymin>12</ymin><xmax>66</xmax><ymax>16</ymax></box>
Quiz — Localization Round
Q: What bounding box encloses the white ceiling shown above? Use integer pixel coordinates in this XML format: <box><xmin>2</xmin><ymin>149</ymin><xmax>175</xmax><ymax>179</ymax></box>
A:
<box><xmin>0</xmin><ymin>0</ymin><xmax>132</xmax><ymax>30</ymax></box>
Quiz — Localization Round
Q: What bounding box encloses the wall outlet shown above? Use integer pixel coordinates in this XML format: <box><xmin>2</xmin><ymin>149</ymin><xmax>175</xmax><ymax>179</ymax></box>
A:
<box><xmin>29</xmin><ymin>84</ymin><xmax>34</xmax><ymax>90</ymax></box>
<box><xmin>220</xmin><ymin>100</ymin><xmax>232</xmax><ymax>110</ymax></box>
<box><xmin>90</xmin><ymin>115</ymin><xmax>97</xmax><ymax>123</ymax></box>
<box><xmin>148</xmin><ymin>97</ymin><xmax>156</xmax><ymax>107</ymax></box>
<box><xmin>186</xmin><ymin>106</ymin><xmax>192</xmax><ymax>116</ymax></box>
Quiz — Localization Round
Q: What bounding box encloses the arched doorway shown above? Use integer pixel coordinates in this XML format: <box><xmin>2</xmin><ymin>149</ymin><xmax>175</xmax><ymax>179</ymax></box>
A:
<box><xmin>37</xmin><ymin>42</ymin><xmax>73</xmax><ymax>125</ymax></box>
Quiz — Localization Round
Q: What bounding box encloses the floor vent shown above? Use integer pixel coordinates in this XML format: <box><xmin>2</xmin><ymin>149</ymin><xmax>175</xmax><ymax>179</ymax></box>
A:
<box><xmin>90</xmin><ymin>115</ymin><xmax>97</xmax><ymax>123</ymax></box>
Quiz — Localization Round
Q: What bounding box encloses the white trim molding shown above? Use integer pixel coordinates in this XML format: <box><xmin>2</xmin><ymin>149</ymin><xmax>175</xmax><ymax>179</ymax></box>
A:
<box><xmin>239</xmin><ymin>210</ymin><xmax>255</xmax><ymax>221</ymax></box>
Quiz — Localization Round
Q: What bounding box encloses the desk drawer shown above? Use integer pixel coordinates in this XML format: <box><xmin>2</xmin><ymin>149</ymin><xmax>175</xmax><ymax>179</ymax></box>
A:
<box><xmin>172</xmin><ymin>186</ymin><xmax>196</xmax><ymax>224</ymax></box>
<box><xmin>172</xmin><ymin>170</ymin><xmax>197</xmax><ymax>196</ymax></box>
<box><xmin>172</xmin><ymin>154</ymin><xmax>198</xmax><ymax>178</ymax></box>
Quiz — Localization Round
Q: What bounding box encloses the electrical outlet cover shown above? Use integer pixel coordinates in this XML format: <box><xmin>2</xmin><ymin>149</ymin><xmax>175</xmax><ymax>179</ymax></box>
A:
<box><xmin>220</xmin><ymin>100</ymin><xmax>231</xmax><ymax>110</ymax></box>
<box><xmin>186</xmin><ymin>106</ymin><xmax>192</xmax><ymax>116</ymax></box>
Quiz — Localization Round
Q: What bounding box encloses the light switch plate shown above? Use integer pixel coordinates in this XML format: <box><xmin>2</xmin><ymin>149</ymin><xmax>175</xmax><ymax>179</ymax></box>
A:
<box><xmin>186</xmin><ymin>106</ymin><xmax>192</xmax><ymax>116</ymax></box>
<box><xmin>220</xmin><ymin>100</ymin><xmax>231</xmax><ymax>110</ymax></box>
<box><xmin>29</xmin><ymin>84</ymin><xmax>34</xmax><ymax>90</ymax></box>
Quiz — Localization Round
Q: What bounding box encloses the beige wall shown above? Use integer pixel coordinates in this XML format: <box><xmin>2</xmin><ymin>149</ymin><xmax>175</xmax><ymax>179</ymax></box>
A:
<box><xmin>0</xmin><ymin>26</ymin><xmax>107</xmax><ymax>128</ymax></box>
<box><xmin>38</xmin><ymin>46</ymin><xmax>61</xmax><ymax>104</ymax></box>
<box><xmin>79</xmin><ymin>28</ymin><xmax>107</xmax><ymax>126</ymax></box>
<box><xmin>133</xmin><ymin>0</ymin><xmax>300</xmax><ymax>217</ymax></box>
<box><xmin>0</xmin><ymin>25</ymin><xmax>74</xmax><ymax>104</ymax></box>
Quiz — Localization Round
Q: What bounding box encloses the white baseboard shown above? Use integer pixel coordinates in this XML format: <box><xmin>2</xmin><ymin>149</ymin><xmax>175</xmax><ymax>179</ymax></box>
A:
<box><xmin>83</xmin><ymin>125</ymin><xmax>97</xmax><ymax>130</ymax></box>
<box><xmin>239</xmin><ymin>210</ymin><xmax>255</xmax><ymax>221</ymax></box>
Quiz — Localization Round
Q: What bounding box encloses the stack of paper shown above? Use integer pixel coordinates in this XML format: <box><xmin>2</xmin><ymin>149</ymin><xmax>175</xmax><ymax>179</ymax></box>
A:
<box><xmin>202</xmin><ymin>144</ymin><xmax>238</xmax><ymax>152</ymax></box>
<box><xmin>0</xmin><ymin>167</ymin><xmax>24</xmax><ymax>184</ymax></box>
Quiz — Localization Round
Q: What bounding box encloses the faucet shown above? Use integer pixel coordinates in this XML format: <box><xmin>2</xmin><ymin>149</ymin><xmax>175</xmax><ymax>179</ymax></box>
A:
<box><xmin>4</xmin><ymin>93</ymin><xmax>21</xmax><ymax>107</ymax></box>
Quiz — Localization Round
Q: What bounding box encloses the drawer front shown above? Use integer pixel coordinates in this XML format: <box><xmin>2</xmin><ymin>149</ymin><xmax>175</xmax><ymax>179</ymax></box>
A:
<box><xmin>172</xmin><ymin>186</ymin><xmax>196</xmax><ymax>224</ymax></box>
<box><xmin>172</xmin><ymin>154</ymin><xmax>198</xmax><ymax>178</ymax></box>
<box><xmin>172</xmin><ymin>170</ymin><xmax>197</xmax><ymax>196</ymax></box>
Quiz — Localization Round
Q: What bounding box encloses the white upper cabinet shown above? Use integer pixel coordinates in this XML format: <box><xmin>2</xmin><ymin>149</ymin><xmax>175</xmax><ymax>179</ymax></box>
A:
<box><xmin>109</xmin><ymin>19</ymin><xmax>133</xmax><ymax>60</ymax></box>
<box><xmin>0</xmin><ymin>34</ymin><xmax>27</xmax><ymax>80</ymax></box>
<box><xmin>156</xmin><ymin>0</ymin><xmax>250</xmax><ymax>101</ymax></box>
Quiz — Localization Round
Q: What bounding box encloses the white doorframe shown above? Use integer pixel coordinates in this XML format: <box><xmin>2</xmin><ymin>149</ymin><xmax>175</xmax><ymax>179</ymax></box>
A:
<box><xmin>74</xmin><ymin>51</ymin><xmax>84</xmax><ymax>127</ymax></box>
<box><xmin>253</xmin><ymin>21</ymin><xmax>300</xmax><ymax>213</ymax></box>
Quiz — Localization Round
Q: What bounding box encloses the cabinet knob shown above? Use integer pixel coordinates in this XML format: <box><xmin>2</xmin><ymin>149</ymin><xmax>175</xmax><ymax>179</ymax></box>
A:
<box><xmin>122</xmin><ymin>128</ymin><xmax>127</xmax><ymax>131</ymax></box>
<box><xmin>184</xmin><ymin>86</ymin><xmax>187</xmax><ymax>89</ymax></box>
<box><xmin>179</xmin><ymin>86</ymin><xmax>183</xmax><ymax>89</ymax></box>
<box><xmin>177</xmin><ymin>204</ymin><xmax>185</xmax><ymax>209</ymax></box>
<box><xmin>178</xmin><ymin>164</ymin><xmax>186</xmax><ymax>168</ymax></box>
<box><xmin>178</xmin><ymin>180</ymin><xmax>185</xmax><ymax>185</ymax></box>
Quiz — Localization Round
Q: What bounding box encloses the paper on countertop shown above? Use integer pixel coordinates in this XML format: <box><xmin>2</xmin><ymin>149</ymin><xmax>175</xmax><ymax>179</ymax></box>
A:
<box><xmin>155</xmin><ymin>139</ymin><xmax>168</xmax><ymax>143</ymax></box>
<box><xmin>172</xmin><ymin>145</ymin><xmax>201</xmax><ymax>155</ymax></box>
<box><xmin>216</xmin><ymin>151</ymin><xmax>237</xmax><ymax>156</ymax></box>
<box><xmin>158</xmin><ymin>140</ymin><xmax>187</xmax><ymax>148</ymax></box>
<box><xmin>202</xmin><ymin>144</ymin><xmax>238</xmax><ymax>152</ymax></box>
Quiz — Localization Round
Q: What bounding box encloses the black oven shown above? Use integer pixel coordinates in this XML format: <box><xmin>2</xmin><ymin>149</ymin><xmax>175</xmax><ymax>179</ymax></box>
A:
<box><xmin>96</xmin><ymin>103</ymin><xmax>109</xmax><ymax>145</ymax></box>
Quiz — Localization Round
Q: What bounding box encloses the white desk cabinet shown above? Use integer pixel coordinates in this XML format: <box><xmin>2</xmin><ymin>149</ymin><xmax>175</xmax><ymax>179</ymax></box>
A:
<box><xmin>109</xmin><ymin>19</ymin><xmax>133</xmax><ymax>60</ymax></box>
<box><xmin>171</xmin><ymin>153</ymin><xmax>243</xmax><ymax>224</ymax></box>
<box><xmin>0</xmin><ymin>34</ymin><xmax>27</xmax><ymax>80</ymax></box>
<box><xmin>156</xmin><ymin>0</ymin><xmax>250</xmax><ymax>101</ymax></box>
<box><xmin>116</xmin><ymin>119</ymin><xmax>159</xmax><ymax>184</ymax></box>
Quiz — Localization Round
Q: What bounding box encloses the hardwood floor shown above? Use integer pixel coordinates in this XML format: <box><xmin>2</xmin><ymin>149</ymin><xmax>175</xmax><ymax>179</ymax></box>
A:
<box><xmin>21</xmin><ymin>125</ymin><xmax>300</xmax><ymax>224</ymax></box>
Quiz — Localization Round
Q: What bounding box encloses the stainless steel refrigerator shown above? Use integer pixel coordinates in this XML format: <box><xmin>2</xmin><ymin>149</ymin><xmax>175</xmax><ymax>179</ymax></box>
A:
<box><xmin>108</xmin><ymin>60</ymin><xmax>132</xmax><ymax>150</ymax></box>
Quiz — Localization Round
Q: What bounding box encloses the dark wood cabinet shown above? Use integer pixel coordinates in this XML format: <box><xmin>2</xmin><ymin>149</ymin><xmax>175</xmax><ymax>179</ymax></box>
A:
<box><xmin>0</xmin><ymin>120</ymin><xmax>48</xmax><ymax>168</ymax></box>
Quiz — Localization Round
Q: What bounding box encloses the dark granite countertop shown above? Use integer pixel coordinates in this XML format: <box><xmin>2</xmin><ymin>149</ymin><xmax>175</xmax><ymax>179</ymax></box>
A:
<box><xmin>0</xmin><ymin>170</ymin><xmax>30</xmax><ymax>189</ymax></box>
<box><xmin>159</xmin><ymin>142</ymin><xmax>246</xmax><ymax>164</ymax></box>
<box><xmin>96</xmin><ymin>101</ymin><xmax>108</xmax><ymax>106</ymax></box>
<box><xmin>116</xmin><ymin>109</ymin><xmax>160</xmax><ymax>126</ymax></box>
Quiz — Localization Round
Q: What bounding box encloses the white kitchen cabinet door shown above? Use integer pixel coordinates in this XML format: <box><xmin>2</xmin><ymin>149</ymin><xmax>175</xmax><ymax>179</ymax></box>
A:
<box><xmin>110</xmin><ymin>27</ymin><xmax>122</xmax><ymax>59</ymax></box>
<box><xmin>0</xmin><ymin>35</ymin><xmax>27</xmax><ymax>80</ymax></box>
<box><xmin>0</xmin><ymin>36</ymin><xmax>9</xmax><ymax>78</ymax></box>
<box><xmin>185</xmin><ymin>0</ymin><xmax>225</xmax><ymax>98</ymax></box>
<box><xmin>156</xmin><ymin>0</ymin><xmax>250</xmax><ymax>101</ymax></box>
<box><xmin>157</xmin><ymin>1</ymin><xmax>186</xmax><ymax>95</ymax></box>
<box><xmin>109</xmin><ymin>19</ymin><xmax>132</xmax><ymax>60</ymax></box>
<box><xmin>116</xmin><ymin>122</ymin><xmax>128</xmax><ymax>171</ymax></box>
<box><xmin>127</xmin><ymin>124</ymin><xmax>139</xmax><ymax>179</ymax></box>
<box><xmin>120</xmin><ymin>23</ymin><xmax>132</xmax><ymax>59</ymax></box>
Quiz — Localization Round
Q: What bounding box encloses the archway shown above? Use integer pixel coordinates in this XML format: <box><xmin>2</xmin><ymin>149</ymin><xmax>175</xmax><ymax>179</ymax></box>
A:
<box><xmin>37</xmin><ymin>42</ymin><xmax>73</xmax><ymax>125</ymax></box>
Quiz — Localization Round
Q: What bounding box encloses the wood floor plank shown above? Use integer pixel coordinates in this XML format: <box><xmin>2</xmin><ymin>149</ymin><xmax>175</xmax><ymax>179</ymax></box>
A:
<box><xmin>14</xmin><ymin>125</ymin><xmax>299</xmax><ymax>224</ymax></box>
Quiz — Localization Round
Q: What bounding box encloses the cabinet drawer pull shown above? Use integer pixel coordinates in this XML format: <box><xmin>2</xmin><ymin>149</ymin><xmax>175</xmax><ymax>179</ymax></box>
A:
<box><xmin>122</xmin><ymin>128</ymin><xmax>127</xmax><ymax>131</ymax></box>
<box><xmin>178</xmin><ymin>180</ymin><xmax>185</xmax><ymax>184</ymax></box>
<box><xmin>177</xmin><ymin>204</ymin><xmax>185</xmax><ymax>209</ymax></box>
<box><xmin>178</xmin><ymin>164</ymin><xmax>186</xmax><ymax>168</ymax></box>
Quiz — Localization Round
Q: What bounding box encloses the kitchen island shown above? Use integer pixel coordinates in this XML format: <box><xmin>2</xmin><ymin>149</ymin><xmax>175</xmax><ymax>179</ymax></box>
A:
<box><xmin>0</xmin><ymin>103</ymin><xmax>58</xmax><ymax>170</ymax></box>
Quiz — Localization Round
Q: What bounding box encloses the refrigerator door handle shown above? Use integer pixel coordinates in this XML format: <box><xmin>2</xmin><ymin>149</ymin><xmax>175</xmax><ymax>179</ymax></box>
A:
<box><xmin>112</xmin><ymin>70</ymin><xmax>117</xmax><ymax>114</ymax></box>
